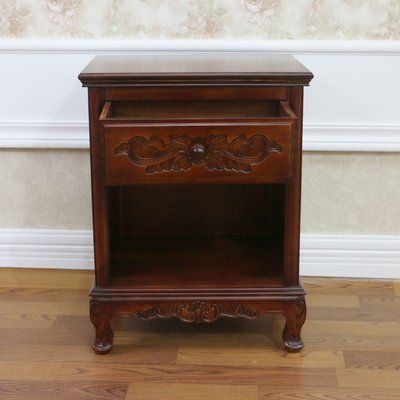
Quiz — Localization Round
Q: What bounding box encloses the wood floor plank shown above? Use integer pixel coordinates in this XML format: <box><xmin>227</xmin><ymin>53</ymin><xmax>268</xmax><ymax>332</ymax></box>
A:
<box><xmin>259</xmin><ymin>386</ymin><xmax>400</xmax><ymax>399</ymax></box>
<box><xmin>0</xmin><ymin>344</ymin><xmax>178</xmax><ymax>364</ymax></box>
<box><xmin>0</xmin><ymin>287</ymin><xmax>60</xmax><ymax>302</ymax></box>
<box><xmin>0</xmin><ymin>301</ymin><xmax>88</xmax><ymax>316</ymax></box>
<box><xmin>55</xmin><ymin>289</ymin><xmax>89</xmax><ymax>303</ymax></box>
<box><xmin>358</xmin><ymin>294</ymin><xmax>400</xmax><ymax>306</ymax></box>
<box><xmin>337</xmin><ymin>368</ymin><xmax>400</xmax><ymax>389</ymax></box>
<box><xmin>343</xmin><ymin>350</ymin><xmax>400</xmax><ymax>370</ymax></box>
<box><xmin>56</xmin><ymin>363</ymin><xmax>338</xmax><ymax>386</ymax></box>
<box><xmin>126</xmin><ymin>383</ymin><xmax>258</xmax><ymax>400</ymax></box>
<box><xmin>177</xmin><ymin>348</ymin><xmax>345</xmax><ymax>368</ymax></box>
<box><xmin>0</xmin><ymin>287</ymin><xmax>88</xmax><ymax>302</ymax></box>
<box><xmin>0</xmin><ymin>381</ymin><xmax>128</xmax><ymax>400</ymax></box>
<box><xmin>301</xmin><ymin>320</ymin><xmax>400</xmax><ymax>337</ymax></box>
<box><xmin>303</xmin><ymin>278</ymin><xmax>395</xmax><ymax>296</ymax></box>
<box><xmin>0</xmin><ymin>328</ymin><xmax>92</xmax><ymax>345</ymax></box>
<box><xmin>394</xmin><ymin>282</ymin><xmax>400</xmax><ymax>295</ymax></box>
<box><xmin>0</xmin><ymin>313</ymin><xmax>56</xmax><ymax>329</ymax></box>
<box><xmin>299</xmin><ymin>334</ymin><xmax>400</xmax><ymax>351</ymax></box>
<box><xmin>307</xmin><ymin>295</ymin><xmax>360</xmax><ymax>308</ymax></box>
<box><xmin>51</xmin><ymin>314</ymin><xmax>275</xmax><ymax>336</ymax></box>
<box><xmin>0</xmin><ymin>268</ymin><xmax>92</xmax><ymax>289</ymax></box>
<box><xmin>51</xmin><ymin>315</ymin><xmax>92</xmax><ymax>330</ymax></box>
<box><xmin>113</xmin><ymin>331</ymin><xmax>279</xmax><ymax>353</ymax></box>
<box><xmin>0</xmin><ymin>362</ymin><xmax>61</xmax><ymax>381</ymax></box>
<box><xmin>307</xmin><ymin>306</ymin><xmax>400</xmax><ymax>322</ymax></box>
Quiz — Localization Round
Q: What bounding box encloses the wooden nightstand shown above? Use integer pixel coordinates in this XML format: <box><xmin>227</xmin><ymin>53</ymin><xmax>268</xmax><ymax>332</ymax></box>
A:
<box><xmin>79</xmin><ymin>54</ymin><xmax>313</xmax><ymax>354</ymax></box>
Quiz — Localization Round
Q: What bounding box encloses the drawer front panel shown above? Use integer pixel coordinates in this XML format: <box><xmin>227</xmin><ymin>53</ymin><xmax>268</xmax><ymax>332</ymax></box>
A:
<box><xmin>104</xmin><ymin>124</ymin><xmax>293</xmax><ymax>184</ymax></box>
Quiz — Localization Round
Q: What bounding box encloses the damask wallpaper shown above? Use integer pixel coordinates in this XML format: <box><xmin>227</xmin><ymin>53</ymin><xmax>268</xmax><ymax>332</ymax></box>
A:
<box><xmin>1</xmin><ymin>0</ymin><xmax>399</xmax><ymax>40</ymax></box>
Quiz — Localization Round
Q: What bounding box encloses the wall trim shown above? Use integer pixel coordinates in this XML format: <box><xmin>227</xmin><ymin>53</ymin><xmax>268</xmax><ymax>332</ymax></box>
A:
<box><xmin>304</xmin><ymin>123</ymin><xmax>400</xmax><ymax>152</ymax></box>
<box><xmin>0</xmin><ymin>229</ymin><xmax>93</xmax><ymax>269</ymax></box>
<box><xmin>1</xmin><ymin>121</ymin><xmax>399</xmax><ymax>152</ymax></box>
<box><xmin>300</xmin><ymin>235</ymin><xmax>400</xmax><ymax>279</ymax></box>
<box><xmin>1</xmin><ymin>39</ymin><xmax>400</xmax><ymax>55</ymax></box>
<box><xmin>0</xmin><ymin>229</ymin><xmax>399</xmax><ymax>278</ymax></box>
<box><xmin>0</xmin><ymin>121</ymin><xmax>88</xmax><ymax>149</ymax></box>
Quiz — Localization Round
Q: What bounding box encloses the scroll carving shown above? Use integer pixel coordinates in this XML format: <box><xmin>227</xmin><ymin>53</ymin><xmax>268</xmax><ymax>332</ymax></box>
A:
<box><xmin>294</xmin><ymin>299</ymin><xmax>307</xmax><ymax>328</ymax></box>
<box><xmin>138</xmin><ymin>301</ymin><xmax>259</xmax><ymax>323</ymax></box>
<box><xmin>115</xmin><ymin>134</ymin><xmax>282</xmax><ymax>174</ymax></box>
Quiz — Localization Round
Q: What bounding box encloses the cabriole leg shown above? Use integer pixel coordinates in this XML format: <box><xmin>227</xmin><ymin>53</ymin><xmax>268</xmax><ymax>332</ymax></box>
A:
<box><xmin>282</xmin><ymin>297</ymin><xmax>306</xmax><ymax>352</ymax></box>
<box><xmin>90</xmin><ymin>300</ymin><xmax>113</xmax><ymax>354</ymax></box>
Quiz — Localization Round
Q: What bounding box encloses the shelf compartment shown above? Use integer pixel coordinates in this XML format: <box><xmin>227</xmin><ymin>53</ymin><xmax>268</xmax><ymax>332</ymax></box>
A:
<box><xmin>108</xmin><ymin>183</ymin><xmax>285</xmax><ymax>237</ymax></box>
<box><xmin>110</xmin><ymin>235</ymin><xmax>283</xmax><ymax>289</ymax></box>
<box><xmin>107</xmin><ymin>183</ymin><xmax>285</xmax><ymax>289</ymax></box>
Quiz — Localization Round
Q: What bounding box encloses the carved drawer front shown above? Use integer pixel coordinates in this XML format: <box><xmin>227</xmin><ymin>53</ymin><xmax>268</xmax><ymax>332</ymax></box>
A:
<box><xmin>104</xmin><ymin>124</ymin><xmax>293</xmax><ymax>185</ymax></box>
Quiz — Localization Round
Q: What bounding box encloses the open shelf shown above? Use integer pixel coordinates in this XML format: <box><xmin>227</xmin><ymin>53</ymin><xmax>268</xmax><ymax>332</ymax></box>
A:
<box><xmin>107</xmin><ymin>183</ymin><xmax>285</xmax><ymax>290</ymax></box>
<box><xmin>110</xmin><ymin>235</ymin><xmax>283</xmax><ymax>288</ymax></box>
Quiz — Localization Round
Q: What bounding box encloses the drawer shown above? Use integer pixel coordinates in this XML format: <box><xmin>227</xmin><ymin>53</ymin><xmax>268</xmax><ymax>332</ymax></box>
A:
<box><xmin>101</xmin><ymin>99</ymin><xmax>296</xmax><ymax>185</ymax></box>
<box><xmin>104</xmin><ymin>123</ymin><xmax>294</xmax><ymax>185</ymax></box>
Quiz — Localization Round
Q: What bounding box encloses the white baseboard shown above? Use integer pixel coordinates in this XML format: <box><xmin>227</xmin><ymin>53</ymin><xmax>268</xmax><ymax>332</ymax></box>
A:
<box><xmin>300</xmin><ymin>235</ymin><xmax>400</xmax><ymax>279</ymax></box>
<box><xmin>0</xmin><ymin>229</ymin><xmax>93</xmax><ymax>269</ymax></box>
<box><xmin>303</xmin><ymin>124</ymin><xmax>400</xmax><ymax>152</ymax></box>
<box><xmin>0</xmin><ymin>229</ymin><xmax>399</xmax><ymax>279</ymax></box>
<box><xmin>0</xmin><ymin>121</ymin><xmax>88</xmax><ymax>149</ymax></box>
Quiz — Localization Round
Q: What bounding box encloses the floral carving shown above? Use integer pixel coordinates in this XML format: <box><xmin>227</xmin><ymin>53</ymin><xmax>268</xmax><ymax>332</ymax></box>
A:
<box><xmin>138</xmin><ymin>301</ymin><xmax>259</xmax><ymax>323</ymax></box>
<box><xmin>115</xmin><ymin>134</ymin><xmax>282</xmax><ymax>174</ymax></box>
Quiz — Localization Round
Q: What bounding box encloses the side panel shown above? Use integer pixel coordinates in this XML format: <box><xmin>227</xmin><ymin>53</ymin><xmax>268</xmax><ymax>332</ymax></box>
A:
<box><xmin>283</xmin><ymin>87</ymin><xmax>304</xmax><ymax>286</ymax></box>
<box><xmin>88</xmin><ymin>88</ymin><xmax>110</xmax><ymax>286</ymax></box>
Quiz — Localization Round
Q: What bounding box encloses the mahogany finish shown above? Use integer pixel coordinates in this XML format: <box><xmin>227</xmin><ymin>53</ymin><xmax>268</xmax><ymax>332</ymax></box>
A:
<box><xmin>79</xmin><ymin>54</ymin><xmax>313</xmax><ymax>354</ymax></box>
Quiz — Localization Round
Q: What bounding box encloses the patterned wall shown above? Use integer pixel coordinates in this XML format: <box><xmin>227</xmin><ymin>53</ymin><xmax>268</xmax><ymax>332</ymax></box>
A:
<box><xmin>1</xmin><ymin>0</ymin><xmax>399</xmax><ymax>40</ymax></box>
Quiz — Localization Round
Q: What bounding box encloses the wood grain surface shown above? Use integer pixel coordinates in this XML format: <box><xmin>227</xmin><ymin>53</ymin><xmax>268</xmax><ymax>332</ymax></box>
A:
<box><xmin>0</xmin><ymin>268</ymin><xmax>399</xmax><ymax>399</ymax></box>
<box><xmin>79</xmin><ymin>54</ymin><xmax>313</xmax><ymax>87</ymax></box>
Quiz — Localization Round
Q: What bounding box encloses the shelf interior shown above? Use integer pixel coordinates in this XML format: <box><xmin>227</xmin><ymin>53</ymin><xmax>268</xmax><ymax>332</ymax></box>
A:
<box><xmin>110</xmin><ymin>235</ymin><xmax>283</xmax><ymax>288</ymax></box>
<box><xmin>107</xmin><ymin>183</ymin><xmax>285</xmax><ymax>289</ymax></box>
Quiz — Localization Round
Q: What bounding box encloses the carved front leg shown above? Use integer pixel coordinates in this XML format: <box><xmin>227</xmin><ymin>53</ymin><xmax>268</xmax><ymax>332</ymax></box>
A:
<box><xmin>282</xmin><ymin>297</ymin><xmax>306</xmax><ymax>352</ymax></box>
<box><xmin>90</xmin><ymin>300</ymin><xmax>113</xmax><ymax>354</ymax></box>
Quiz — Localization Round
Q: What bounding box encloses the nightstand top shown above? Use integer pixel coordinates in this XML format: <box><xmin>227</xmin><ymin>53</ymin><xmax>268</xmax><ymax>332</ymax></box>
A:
<box><xmin>79</xmin><ymin>54</ymin><xmax>313</xmax><ymax>87</ymax></box>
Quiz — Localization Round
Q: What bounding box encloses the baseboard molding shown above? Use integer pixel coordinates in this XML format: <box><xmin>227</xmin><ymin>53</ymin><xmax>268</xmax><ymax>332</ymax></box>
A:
<box><xmin>0</xmin><ymin>229</ymin><xmax>93</xmax><ymax>269</ymax></box>
<box><xmin>0</xmin><ymin>229</ymin><xmax>399</xmax><ymax>278</ymax></box>
<box><xmin>303</xmin><ymin>124</ymin><xmax>400</xmax><ymax>152</ymax></box>
<box><xmin>1</xmin><ymin>121</ymin><xmax>399</xmax><ymax>152</ymax></box>
<box><xmin>300</xmin><ymin>235</ymin><xmax>400</xmax><ymax>279</ymax></box>
<box><xmin>0</xmin><ymin>121</ymin><xmax>88</xmax><ymax>149</ymax></box>
<box><xmin>1</xmin><ymin>39</ymin><xmax>400</xmax><ymax>55</ymax></box>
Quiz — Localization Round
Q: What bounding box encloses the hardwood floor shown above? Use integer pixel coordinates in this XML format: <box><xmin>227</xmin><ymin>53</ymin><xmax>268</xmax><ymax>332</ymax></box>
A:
<box><xmin>1</xmin><ymin>267</ymin><xmax>400</xmax><ymax>399</ymax></box>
